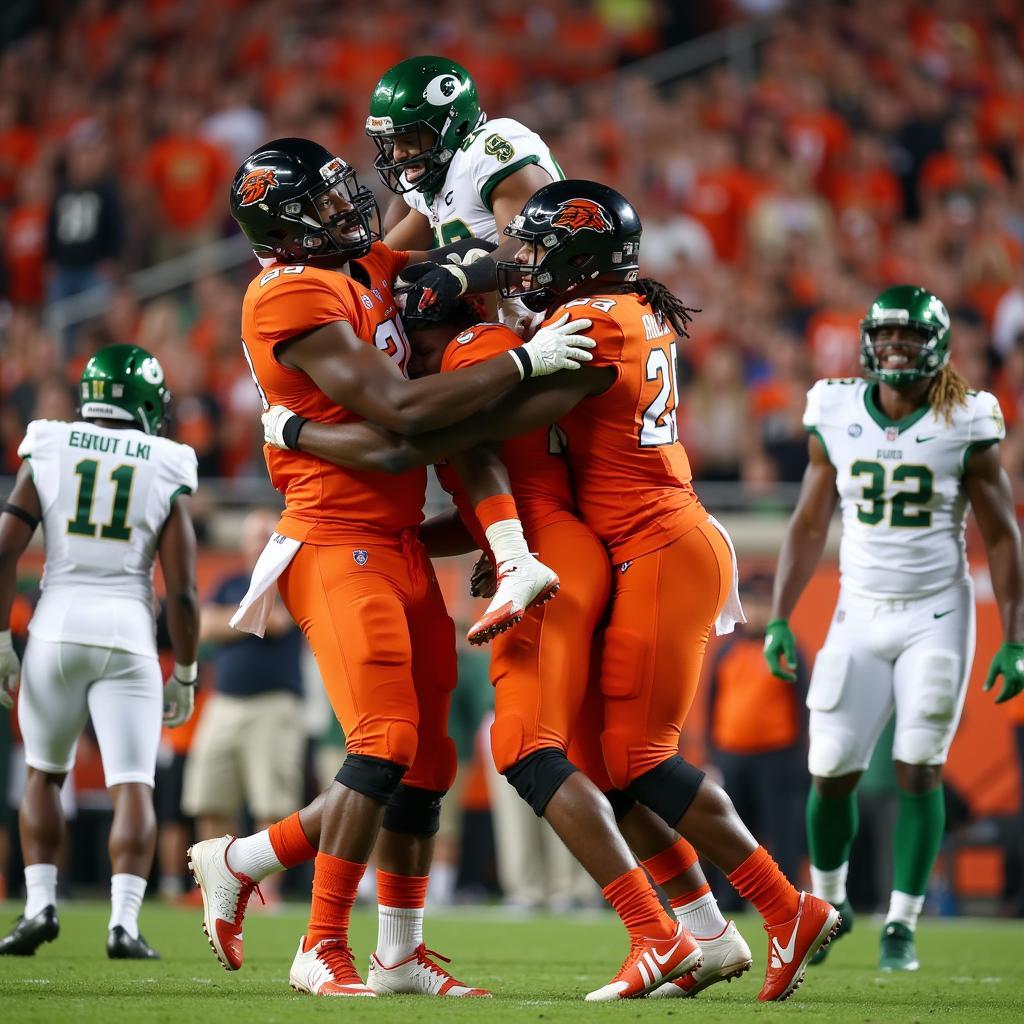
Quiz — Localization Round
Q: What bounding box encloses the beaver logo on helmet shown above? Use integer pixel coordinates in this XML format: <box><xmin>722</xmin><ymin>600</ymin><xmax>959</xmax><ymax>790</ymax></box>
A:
<box><xmin>237</xmin><ymin>168</ymin><xmax>279</xmax><ymax>208</ymax></box>
<box><xmin>551</xmin><ymin>198</ymin><xmax>613</xmax><ymax>236</ymax></box>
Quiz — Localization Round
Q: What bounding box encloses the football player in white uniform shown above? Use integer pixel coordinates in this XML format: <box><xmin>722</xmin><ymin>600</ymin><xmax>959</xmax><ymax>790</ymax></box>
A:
<box><xmin>765</xmin><ymin>286</ymin><xmax>1024</xmax><ymax>971</ymax></box>
<box><xmin>0</xmin><ymin>344</ymin><xmax>200</xmax><ymax>960</ymax></box>
<box><xmin>364</xmin><ymin>55</ymin><xmax>563</xmax><ymax>340</ymax></box>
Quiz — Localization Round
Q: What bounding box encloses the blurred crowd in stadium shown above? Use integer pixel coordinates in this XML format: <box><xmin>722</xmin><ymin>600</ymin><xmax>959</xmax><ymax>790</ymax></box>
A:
<box><xmin>3</xmin><ymin>0</ymin><xmax>1024</xmax><ymax>488</ymax></box>
<box><xmin>3</xmin><ymin>0</ymin><xmax>1024</xmax><ymax>914</ymax></box>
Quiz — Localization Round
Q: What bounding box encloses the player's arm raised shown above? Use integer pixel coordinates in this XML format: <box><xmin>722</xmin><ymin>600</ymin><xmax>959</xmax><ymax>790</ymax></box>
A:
<box><xmin>766</xmin><ymin>434</ymin><xmax>838</xmax><ymax>681</ymax></box>
<box><xmin>157</xmin><ymin>494</ymin><xmax>200</xmax><ymax>726</ymax></box>
<box><xmin>964</xmin><ymin>443</ymin><xmax>1024</xmax><ymax>703</ymax></box>
<box><xmin>0</xmin><ymin>463</ymin><xmax>41</xmax><ymax>708</ymax></box>
<box><xmin>278</xmin><ymin>313</ymin><xmax>594</xmax><ymax>437</ymax></box>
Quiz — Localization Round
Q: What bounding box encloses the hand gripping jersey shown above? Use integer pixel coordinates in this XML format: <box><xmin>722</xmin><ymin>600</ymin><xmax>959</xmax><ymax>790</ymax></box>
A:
<box><xmin>18</xmin><ymin>419</ymin><xmax>198</xmax><ymax>656</ymax></box>
<box><xmin>403</xmin><ymin>117</ymin><xmax>563</xmax><ymax>246</ymax></box>
<box><xmin>434</xmin><ymin>321</ymin><xmax>577</xmax><ymax>544</ymax></box>
<box><xmin>553</xmin><ymin>295</ymin><xmax>708</xmax><ymax>564</ymax></box>
<box><xmin>804</xmin><ymin>377</ymin><xmax>1005</xmax><ymax>597</ymax></box>
<box><xmin>240</xmin><ymin>242</ymin><xmax>427</xmax><ymax>542</ymax></box>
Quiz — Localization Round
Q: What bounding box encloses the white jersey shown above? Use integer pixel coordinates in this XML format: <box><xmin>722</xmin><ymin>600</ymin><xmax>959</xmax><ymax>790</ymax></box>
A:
<box><xmin>404</xmin><ymin>116</ymin><xmax>562</xmax><ymax>246</ymax></box>
<box><xmin>804</xmin><ymin>378</ymin><xmax>1005</xmax><ymax>598</ymax></box>
<box><xmin>18</xmin><ymin>419</ymin><xmax>198</xmax><ymax>656</ymax></box>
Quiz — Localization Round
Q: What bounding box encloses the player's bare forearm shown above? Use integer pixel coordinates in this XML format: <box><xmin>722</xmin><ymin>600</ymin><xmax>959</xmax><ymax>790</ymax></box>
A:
<box><xmin>0</xmin><ymin>465</ymin><xmax>41</xmax><ymax>630</ymax></box>
<box><xmin>420</xmin><ymin>507</ymin><xmax>479</xmax><ymax>557</ymax></box>
<box><xmin>158</xmin><ymin>496</ymin><xmax>200</xmax><ymax>665</ymax></box>
<box><xmin>771</xmin><ymin>436</ymin><xmax>838</xmax><ymax>620</ymax></box>
<box><xmin>966</xmin><ymin>444</ymin><xmax>1024</xmax><ymax>642</ymax></box>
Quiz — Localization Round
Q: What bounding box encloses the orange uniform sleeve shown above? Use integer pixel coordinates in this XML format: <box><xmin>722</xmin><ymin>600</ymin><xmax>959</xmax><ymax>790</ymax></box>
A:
<box><xmin>358</xmin><ymin>240</ymin><xmax>410</xmax><ymax>286</ymax></box>
<box><xmin>545</xmin><ymin>303</ymin><xmax>626</xmax><ymax>368</ymax></box>
<box><xmin>440</xmin><ymin>323</ymin><xmax>519</xmax><ymax>373</ymax></box>
<box><xmin>252</xmin><ymin>272</ymin><xmax>357</xmax><ymax>348</ymax></box>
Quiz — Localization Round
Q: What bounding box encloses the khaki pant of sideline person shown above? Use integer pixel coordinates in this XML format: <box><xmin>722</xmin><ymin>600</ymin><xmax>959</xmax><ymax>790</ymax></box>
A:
<box><xmin>182</xmin><ymin>691</ymin><xmax>305</xmax><ymax>823</ymax></box>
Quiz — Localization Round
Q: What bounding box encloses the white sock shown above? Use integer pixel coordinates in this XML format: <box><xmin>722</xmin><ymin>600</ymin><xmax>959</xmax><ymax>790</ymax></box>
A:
<box><xmin>674</xmin><ymin>890</ymin><xmax>728</xmax><ymax>939</ymax></box>
<box><xmin>376</xmin><ymin>905</ymin><xmax>423</xmax><ymax>965</ymax></box>
<box><xmin>886</xmin><ymin>890</ymin><xmax>925</xmax><ymax>932</ymax></box>
<box><xmin>226</xmin><ymin>831</ymin><xmax>284</xmax><ymax>882</ymax></box>
<box><xmin>24</xmin><ymin>864</ymin><xmax>58</xmax><ymax>918</ymax></box>
<box><xmin>810</xmin><ymin>863</ymin><xmax>849</xmax><ymax>905</ymax></box>
<box><xmin>109</xmin><ymin>873</ymin><xmax>147</xmax><ymax>939</ymax></box>
<box><xmin>484</xmin><ymin>518</ymin><xmax>529</xmax><ymax>564</ymax></box>
<box><xmin>158</xmin><ymin>875</ymin><xmax>184</xmax><ymax>899</ymax></box>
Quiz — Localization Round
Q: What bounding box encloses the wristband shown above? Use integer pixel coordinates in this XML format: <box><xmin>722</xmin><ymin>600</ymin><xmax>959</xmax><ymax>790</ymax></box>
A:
<box><xmin>282</xmin><ymin>414</ymin><xmax>308</xmax><ymax>450</ymax></box>
<box><xmin>174</xmin><ymin>661</ymin><xmax>199</xmax><ymax>685</ymax></box>
<box><xmin>508</xmin><ymin>347</ymin><xmax>532</xmax><ymax>381</ymax></box>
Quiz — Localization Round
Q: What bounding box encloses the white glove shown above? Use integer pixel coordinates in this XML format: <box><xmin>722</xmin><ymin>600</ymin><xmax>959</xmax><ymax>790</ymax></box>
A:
<box><xmin>511</xmin><ymin>312</ymin><xmax>596</xmax><ymax>379</ymax></box>
<box><xmin>262</xmin><ymin>405</ymin><xmax>306</xmax><ymax>450</ymax></box>
<box><xmin>163</xmin><ymin>662</ymin><xmax>197</xmax><ymax>728</ymax></box>
<box><xmin>0</xmin><ymin>630</ymin><xmax>20</xmax><ymax>711</ymax></box>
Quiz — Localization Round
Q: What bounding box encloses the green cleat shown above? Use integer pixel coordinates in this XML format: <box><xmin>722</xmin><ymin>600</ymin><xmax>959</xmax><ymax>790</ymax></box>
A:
<box><xmin>809</xmin><ymin>899</ymin><xmax>852</xmax><ymax>966</ymax></box>
<box><xmin>879</xmin><ymin>921</ymin><xmax>919</xmax><ymax>971</ymax></box>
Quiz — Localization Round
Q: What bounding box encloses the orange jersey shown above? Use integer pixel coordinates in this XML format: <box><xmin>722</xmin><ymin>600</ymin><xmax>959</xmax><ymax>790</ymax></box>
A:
<box><xmin>434</xmin><ymin>322</ymin><xmax>577</xmax><ymax>544</ymax></box>
<box><xmin>241</xmin><ymin>242</ymin><xmax>427</xmax><ymax>543</ymax></box>
<box><xmin>552</xmin><ymin>294</ymin><xmax>706</xmax><ymax>563</ymax></box>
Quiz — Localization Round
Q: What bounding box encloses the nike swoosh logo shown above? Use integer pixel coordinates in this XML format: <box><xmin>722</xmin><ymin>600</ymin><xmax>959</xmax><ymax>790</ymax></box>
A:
<box><xmin>933</xmin><ymin>609</ymin><xmax>954</xmax><ymax>619</ymax></box>
<box><xmin>772</xmin><ymin>924</ymin><xmax>798</xmax><ymax>965</ymax></box>
<box><xmin>915</xmin><ymin>435</ymin><xmax>936</xmax><ymax>443</ymax></box>
<box><xmin>650</xmin><ymin>940</ymin><xmax>681</xmax><ymax>966</ymax></box>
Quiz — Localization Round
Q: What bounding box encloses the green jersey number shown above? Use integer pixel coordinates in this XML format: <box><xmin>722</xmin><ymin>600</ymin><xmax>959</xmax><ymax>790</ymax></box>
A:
<box><xmin>67</xmin><ymin>459</ymin><xmax>135</xmax><ymax>541</ymax></box>
<box><xmin>433</xmin><ymin>218</ymin><xmax>472</xmax><ymax>246</ymax></box>
<box><xmin>850</xmin><ymin>461</ymin><xmax>933</xmax><ymax>528</ymax></box>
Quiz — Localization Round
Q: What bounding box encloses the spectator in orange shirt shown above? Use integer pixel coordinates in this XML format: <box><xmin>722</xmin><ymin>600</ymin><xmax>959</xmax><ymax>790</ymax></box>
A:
<box><xmin>141</xmin><ymin>101</ymin><xmax>230</xmax><ymax>261</ymax></box>
<box><xmin>3</xmin><ymin>166</ymin><xmax>49</xmax><ymax>308</ymax></box>
<box><xmin>918</xmin><ymin>115</ymin><xmax>1007</xmax><ymax>211</ymax></box>
<box><xmin>0</xmin><ymin>97</ymin><xmax>38</xmax><ymax>207</ymax></box>
<box><xmin>706</xmin><ymin>573</ymin><xmax>808</xmax><ymax>904</ymax></box>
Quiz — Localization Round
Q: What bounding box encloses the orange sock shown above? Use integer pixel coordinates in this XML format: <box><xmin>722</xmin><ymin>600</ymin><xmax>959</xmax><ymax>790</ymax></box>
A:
<box><xmin>726</xmin><ymin>846</ymin><xmax>799</xmax><ymax>926</ymax></box>
<box><xmin>376</xmin><ymin>870</ymin><xmax>428</xmax><ymax>909</ymax></box>
<box><xmin>305</xmin><ymin>853</ymin><xmax>365</xmax><ymax>950</ymax></box>
<box><xmin>474</xmin><ymin>494</ymin><xmax>519</xmax><ymax>532</ymax></box>
<box><xmin>641</xmin><ymin>838</ymin><xmax>698</xmax><ymax>887</ymax></box>
<box><xmin>669</xmin><ymin>883</ymin><xmax>711</xmax><ymax>911</ymax></box>
<box><xmin>268</xmin><ymin>811</ymin><xmax>317</xmax><ymax>870</ymax></box>
<box><xmin>602</xmin><ymin>866</ymin><xmax>677</xmax><ymax>941</ymax></box>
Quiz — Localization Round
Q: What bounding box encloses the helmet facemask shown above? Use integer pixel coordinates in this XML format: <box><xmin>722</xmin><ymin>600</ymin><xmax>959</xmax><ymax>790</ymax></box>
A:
<box><xmin>860</xmin><ymin>321</ymin><xmax>948</xmax><ymax>389</ymax></box>
<box><xmin>367</xmin><ymin>120</ymin><xmax>453</xmax><ymax>196</ymax></box>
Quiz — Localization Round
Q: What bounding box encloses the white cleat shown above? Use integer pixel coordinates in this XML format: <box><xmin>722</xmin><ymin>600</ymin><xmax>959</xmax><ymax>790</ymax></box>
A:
<box><xmin>648</xmin><ymin>920</ymin><xmax>753</xmax><ymax>998</ymax></box>
<box><xmin>187</xmin><ymin>836</ymin><xmax>263</xmax><ymax>971</ymax></box>
<box><xmin>289</xmin><ymin>936</ymin><xmax>375</xmax><ymax>996</ymax></box>
<box><xmin>367</xmin><ymin>944</ymin><xmax>492</xmax><ymax>997</ymax></box>
<box><xmin>466</xmin><ymin>554</ymin><xmax>559</xmax><ymax>646</ymax></box>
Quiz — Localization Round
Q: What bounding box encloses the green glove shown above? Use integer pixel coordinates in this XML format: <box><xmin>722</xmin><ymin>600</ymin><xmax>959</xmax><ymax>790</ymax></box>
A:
<box><xmin>983</xmin><ymin>642</ymin><xmax>1024</xmax><ymax>704</ymax></box>
<box><xmin>764</xmin><ymin>619</ymin><xmax>798</xmax><ymax>682</ymax></box>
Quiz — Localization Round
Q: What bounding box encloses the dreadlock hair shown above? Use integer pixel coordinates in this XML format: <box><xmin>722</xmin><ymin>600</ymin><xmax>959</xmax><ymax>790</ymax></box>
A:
<box><xmin>927</xmin><ymin>361</ymin><xmax>969</xmax><ymax>424</ymax></box>
<box><xmin>629</xmin><ymin>278</ymin><xmax>701</xmax><ymax>337</ymax></box>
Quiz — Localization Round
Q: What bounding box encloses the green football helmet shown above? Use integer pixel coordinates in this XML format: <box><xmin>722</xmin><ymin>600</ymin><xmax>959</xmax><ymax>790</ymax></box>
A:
<box><xmin>860</xmin><ymin>284</ymin><xmax>951</xmax><ymax>388</ymax></box>
<box><xmin>79</xmin><ymin>344</ymin><xmax>170</xmax><ymax>436</ymax></box>
<box><xmin>366</xmin><ymin>56</ymin><xmax>482</xmax><ymax>196</ymax></box>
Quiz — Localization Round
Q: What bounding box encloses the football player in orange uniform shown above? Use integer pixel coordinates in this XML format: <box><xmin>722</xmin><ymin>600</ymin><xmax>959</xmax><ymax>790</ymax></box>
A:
<box><xmin>186</xmin><ymin>139</ymin><xmax>597</xmax><ymax>998</ymax></box>
<box><xmin>270</xmin><ymin>180</ymin><xmax>842</xmax><ymax>1002</ymax></box>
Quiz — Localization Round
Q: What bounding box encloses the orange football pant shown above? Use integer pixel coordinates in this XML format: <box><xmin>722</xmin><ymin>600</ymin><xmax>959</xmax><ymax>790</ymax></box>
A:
<box><xmin>488</xmin><ymin>517</ymin><xmax>611</xmax><ymax>774</ymax></box>
<box><xmin>599</xmin><ymin>518</ymin><xmax>732</xmax><ymax>788</ymax></box>
<box><xmin>278</xmin><ymin>531</ymin><xmax>457</xmax><ymax>792</ymax></box>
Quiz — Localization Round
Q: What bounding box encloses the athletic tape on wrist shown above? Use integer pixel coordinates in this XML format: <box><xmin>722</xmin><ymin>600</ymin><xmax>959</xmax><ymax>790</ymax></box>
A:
<box><xmin>174</xmin><ymin>661</ymin><xmax>199</xmax><ymax>685</ymax></box>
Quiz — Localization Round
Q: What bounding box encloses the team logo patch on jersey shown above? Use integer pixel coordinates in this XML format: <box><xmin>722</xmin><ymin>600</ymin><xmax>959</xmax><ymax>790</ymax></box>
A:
<box><xmin>236</xmin><ymin>168</ymin><xmax>279</xmax><ymax>207</ymax></box>
<box><xmin>551</xmin><ymin>198</ymin><xmax>614</xmax><ymax>236</ymax></box>
<box><xmin>455</xmin><ymin>330</ymin><xmax>475</xmax><ymax>344</ymax></box>
<box><xmin>885</xmin><ymin>427</ymin><xmax>899</xmax><ymax>442</ymax></box>
<box><xmin>848</xmin><ymin>423</ymin><xmax>862</xmax><ymax>437</ymax></box>
<box><xmin>353</xmin><ymin>550</ymin><xmax>369</xmax><ymax>566</ymax></box>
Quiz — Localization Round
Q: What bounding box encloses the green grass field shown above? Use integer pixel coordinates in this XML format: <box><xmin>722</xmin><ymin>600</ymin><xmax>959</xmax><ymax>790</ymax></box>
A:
<box><xmin>1</xmin><ymin>902</ymin><xmax>1021</xmax><ymax>1023</ymax></box>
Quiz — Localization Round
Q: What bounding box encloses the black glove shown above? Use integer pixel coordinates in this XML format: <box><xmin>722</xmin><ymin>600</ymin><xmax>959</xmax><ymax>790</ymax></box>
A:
<box><xmin>395</xmin><ymin>262</ymin><xmax>467</xmax><ymax>326</ymax></box>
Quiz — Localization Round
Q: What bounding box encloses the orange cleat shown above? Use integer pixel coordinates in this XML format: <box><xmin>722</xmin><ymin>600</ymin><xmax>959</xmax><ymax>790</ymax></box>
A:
<box><xmin>585</xmin><ymin>924</ymin><xmax>703</xmax><ymax>1002</ymax></box>
<box><xmin>757</xmin><ymin>892</ymin><xmax>840</xmax><ymax>1002</ymax></box>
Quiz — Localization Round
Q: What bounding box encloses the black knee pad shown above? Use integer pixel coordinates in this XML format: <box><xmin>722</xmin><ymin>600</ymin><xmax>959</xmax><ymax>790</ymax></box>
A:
<box><xmin>504</xmin><ymin>748</ymin><xmax>578</xmax><ymax>816</ymax></box>
<box><xmin>603</xmin><ymin>788</ymin><xmax>637</xmax><ymax>822</ymax></box>
<box><xmin>382</xmin><ymin>784</ymin><xmax>446</xmax><ymax>837</ymax></box>
<box><xmin>335</xmin><ymin>753</ymin><xmax>407</xmax><ymax>803</ymax></box>
<box><xmin>626</xmin><ymin>755</ymin><xmax>705</xmax><ymax>828</ymax></box>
